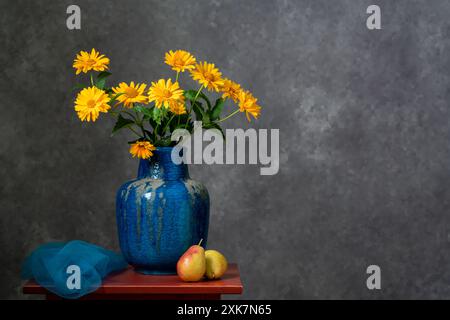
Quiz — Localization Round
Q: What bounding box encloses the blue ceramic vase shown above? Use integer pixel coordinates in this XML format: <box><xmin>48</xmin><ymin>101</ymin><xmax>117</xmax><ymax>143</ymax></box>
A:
<box><xmin>116</xmin><ymin>147</ymin><xmax>209</xmax><ymax>274</ymax></box>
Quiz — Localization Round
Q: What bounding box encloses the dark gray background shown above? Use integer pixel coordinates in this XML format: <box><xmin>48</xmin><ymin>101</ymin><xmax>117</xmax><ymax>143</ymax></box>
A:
<box><xmin>1</xmin><ymin>0</ymin><xmax>450</xmax><ymax>299</ymax></box>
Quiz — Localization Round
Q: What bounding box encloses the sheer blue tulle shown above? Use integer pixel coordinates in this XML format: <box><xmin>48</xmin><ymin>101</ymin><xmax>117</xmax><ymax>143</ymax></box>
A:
<box><xmin>21</xmin><ymin>240</ymin><xmax>127</xmax><ymax>299</ymax></box>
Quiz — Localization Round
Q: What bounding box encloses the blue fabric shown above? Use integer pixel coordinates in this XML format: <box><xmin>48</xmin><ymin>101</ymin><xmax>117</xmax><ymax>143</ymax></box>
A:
<box><xmin>21</xmin><ymin>240</ymin><xmax>128</xmax><ymax>299</ymax></box>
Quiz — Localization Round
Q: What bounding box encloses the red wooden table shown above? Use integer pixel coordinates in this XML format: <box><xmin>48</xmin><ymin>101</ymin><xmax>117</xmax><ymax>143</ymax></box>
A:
<box><xmin>23</xmin><ymin>263</ymin><xmax>243</xmax><ymax>300</ymax></box>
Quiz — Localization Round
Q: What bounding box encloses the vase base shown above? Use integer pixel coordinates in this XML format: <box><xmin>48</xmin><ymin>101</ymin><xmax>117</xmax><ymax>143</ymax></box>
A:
<box><xmin>134</xmin><ymin>267</ymin><xmax>177</xmax><ymax>275</ymax></box>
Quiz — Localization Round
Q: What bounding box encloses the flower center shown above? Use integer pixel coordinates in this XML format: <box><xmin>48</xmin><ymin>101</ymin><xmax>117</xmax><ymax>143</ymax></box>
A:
<box><xmin>124</xmin><ymin>87</ymin><xmax>139</xmax><ymax>98</ymax></box>
<box><xmin>204</xmin><ymin>71</ymin><xmax>214</xmax><ymax>81</ymax></box>
<box><xmin>175</xmin><ymin>57</ymin><xmax>184</xmax><ymax>66</ymax></box>
<box><xmin>87</xmin><ymin>99</ymin><xmax>97</xmax><ymax>109</ymax></box>
<box><xmin>86</xmin><ymin>59</ymin><xmax>96</xmax><ymax>67</ymax></box>
<box><xmin>163</xmin><ymin>89</ymin><xmax>172</xmax><ymax>98</ymax></box>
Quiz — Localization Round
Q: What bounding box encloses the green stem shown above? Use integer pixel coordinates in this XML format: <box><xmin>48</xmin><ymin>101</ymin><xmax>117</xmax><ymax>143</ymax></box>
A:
<box><xmin>192</xmin><ymin>85</ymin><xmax>204</xmax><ymax>106</ymax></box>
<box><xmin>184</xmin><ymin>115</ymin><xmax>191</xmax><ymax>130</ymax></box>
<box><xmin>134</xmin><ymin>111</ymin><xmax>147</xmax><ymax>138</ymax></box>
<box><xmin>184</xmin><ymin>85</ymin><xmax>204</xmax><ymax>129</ymax></box>
<box><xmin>162</xmin><ymin>114</ymin><xmax>175</xmax><ymax>136</ymax></box>
<box><xmin>215</xmin><ymin>109</ymin><xmax>240</xmax><ymax>123</ymax></box>
<box><xmin>154</xmin><ymin>123</ymin><xmax>159</xmax><ymax>141</ymax></box>
<box><xmin>90</xmin><ymin>74</ymin><xmax>94</xmax><ymax>86</ymax></box>
<box><xmin>175</xmin><ymin>72</ymin><xmax>179</xmax><ymax>83</ymax></box>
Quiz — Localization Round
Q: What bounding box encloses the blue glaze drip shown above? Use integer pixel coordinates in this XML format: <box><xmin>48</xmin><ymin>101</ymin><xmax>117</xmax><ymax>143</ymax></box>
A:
<box><xmin>116</xmin><ymin>147</ymin><xmax>210</xmax><ymax>275</ymax></box>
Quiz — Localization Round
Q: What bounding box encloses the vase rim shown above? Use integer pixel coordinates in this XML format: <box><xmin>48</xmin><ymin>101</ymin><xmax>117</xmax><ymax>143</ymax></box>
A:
<box><xmin>153</xmin><ymin>146</ymin><xmax>177</xmax><ymax>157</ymax></box>
<box><xmin>155</xmin><ymin>146</ymin><xmax>174</xmax><ymax>151</ymax></box>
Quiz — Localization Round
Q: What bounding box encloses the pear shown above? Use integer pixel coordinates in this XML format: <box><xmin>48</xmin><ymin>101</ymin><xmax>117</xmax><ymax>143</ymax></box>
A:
<box><xmin>176</xmin><ymin>240</ymin><xmax>206</xmax><ymax>282</ymax></box>
<box><xmin>205</xmin><ymin>250</ymin><xmax>228</xmax><ymax>280</ymax></box>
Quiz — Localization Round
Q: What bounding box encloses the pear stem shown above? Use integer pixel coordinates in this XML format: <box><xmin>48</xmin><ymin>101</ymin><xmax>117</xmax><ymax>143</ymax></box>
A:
<box><xmin>197</xmin><ymin>238</ymin><xmax>203</xmax><ymax>246</ymax></box>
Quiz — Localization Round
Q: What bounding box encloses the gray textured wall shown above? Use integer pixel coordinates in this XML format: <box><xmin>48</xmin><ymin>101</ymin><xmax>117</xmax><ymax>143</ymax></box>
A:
<box><xmin>1</xmin><ymin>0</ymin><xmax>450</xmax><ymax>299</ymax></box>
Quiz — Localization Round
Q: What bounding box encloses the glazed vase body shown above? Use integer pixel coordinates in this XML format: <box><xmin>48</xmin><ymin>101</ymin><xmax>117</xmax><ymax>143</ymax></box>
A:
<box><xmin>116</xmin><ymin>147</ymin><xmax>209</xmax><ymax>274</ymax></box>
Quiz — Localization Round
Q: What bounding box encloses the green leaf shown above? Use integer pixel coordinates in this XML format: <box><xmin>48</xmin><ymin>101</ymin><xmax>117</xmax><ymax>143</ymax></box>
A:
<box><xmin>210</xmin><ymin>98</ymin><xmax>225</xmax><ymax>121</ymax></box>
<box><xmin>112</xmin><ymin>114</ymin><xmax>135</xmax><ymax>135</ymax></box>
<box><xmin>192</xmin><ymin>101</ymin><xmax>206</xmax><ymax>120</ymax></box>
<box><xmin>134</xmin><ymin>105</ymin><xmax>153</xmax><ymax>120</ymax></box>
<box><xmin>185</xmin><ymin>120</ymin><xmax>194</xmax><ymax>133</ymax></box>
<box><xmin>204</xmin><ymin>122</ymin><xmax>225</xmax><ymax>139</ymax></box>
<box><xmin>184</xmin><ymin>90</ymin><xmax>197</xmax><ymax>100</ymax></box>
<box><xmin>184</xmin><ymin>90</ymin><xmax>212</xmax><ymax>110</ymax></box>
<box><xmin>198</xmin><ymin>92</ymin><xmax>212</xmax><ymax>110</ymax></box>
<box><xmin>169</xmin><ymin>114</ymin><xmax>187</xmax><ymax>132</ymax></box>
<box><xmin>133</xmin><ymin>105</ymin><xmax>145</xmax><ymax>112</ymax></box>
<box><xmin>156</xmin><ymin>137</ymin><xmax>173</xmax><ymax>147</ymax></box>
<box><xmin>191</xmin><ymin>100</ymin><xmax>210</xmax><ymax>124</ymax></box>
<box><xmin>96</xmin><ymin>78</ymin><xmax>106</xmax><ymax>89</ymax></box>
<box><xmin>97</xmin><ymin>71</ymin><xmax>112</xmax><ymax>80</ymax></box>
<box><xmin>95</xmin><ymin>72</ymin><xmax>112</xmax><ymax>90</ymax></box>
<box><xmin>152</xmin><ymin>107</ymin><xmax>163</xmax><ymax>125</ymax></box>
<box><xmin>172</xmin><ymin>117</ymin><xmax>194</xmax><ymax>133</ymax></box>
<box><xmin>94</xmin><ymin>72</ymin><xmax>111</xmax><ymax>89</ymax></box>
<box><xmin>148</xmin><ymin>117</ymin><xmax>158</xmax><ymax>131</ymax></box>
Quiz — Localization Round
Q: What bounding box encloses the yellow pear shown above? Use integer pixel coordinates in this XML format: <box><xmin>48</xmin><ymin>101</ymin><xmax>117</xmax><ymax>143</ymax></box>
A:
<box><xmin>205</xmin><ymin>250</ymin><xmax>228</xmax><ymax>280</ymax></box>
<box><xmin>176</xmin><ymin>241</ymin><xmax>206</xmax><ymax>282</ymax></box>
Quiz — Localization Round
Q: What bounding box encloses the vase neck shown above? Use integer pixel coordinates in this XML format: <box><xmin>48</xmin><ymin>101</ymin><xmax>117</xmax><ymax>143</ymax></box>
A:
<box><xmin>137</xmin><ymin>147</ymin><xmax>188</xmax><ymax>180</ymax></box>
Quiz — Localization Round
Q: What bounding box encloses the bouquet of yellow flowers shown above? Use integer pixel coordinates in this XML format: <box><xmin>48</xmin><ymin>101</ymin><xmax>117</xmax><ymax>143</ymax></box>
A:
<box><xmin>72</xmin><ymin>49</ymin><xmax>261</xmax><ymax>159</ymax></box>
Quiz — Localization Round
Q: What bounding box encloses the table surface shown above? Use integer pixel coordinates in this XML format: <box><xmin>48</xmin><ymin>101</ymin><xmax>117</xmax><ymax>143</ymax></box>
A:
<box><xmin>23</xmin><ymin>263</ymin><xmax>243</xmax><ymax>296</ymax></box>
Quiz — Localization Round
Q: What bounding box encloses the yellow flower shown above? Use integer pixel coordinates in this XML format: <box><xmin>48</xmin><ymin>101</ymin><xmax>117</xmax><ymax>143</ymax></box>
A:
<box><xmin>238</xmin><ymin>90</ymin><xmax>261</xmax><ymax>122</ymax></box>
<box><xmin>220</xmin><ymin>78</ymin><xmax>241</xmax><ymax>102</ymax></box>
<box><xmin>74</xmin><ymin>86</ymin><xmax>111</xmax><ymax>122</ymax></box>
<box><xmin>112</xmin><ymin>82</ymin><xmax>148</xmax><ymax>108</ymax></box>
<box><xmin>169</xmin><ymin>99</ymin><xmax>187</xmax><ymax>115</ymax></box>
<box><xmin>73</xmin><ymin>48</ymin><xmax>109</xmax><ymax>75</ymax></box>
<box><xmin>148</xmin><ymin>79</ymin><xmax>184</xmax><ymax>109</ymax></box>
<box><xmin>190</xmin><ymin>62</ymin><xmax>224</xmax><ymax>92</ymax></box>
<box><xmin>165</xmin><ymin>50</ymin><xmax>196</xmax><ymax>72</ymax></box>
<box><xmin>129</xmin><ymin>141</ymin><xmax>156</xmax><ymax>159</ymax></box>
